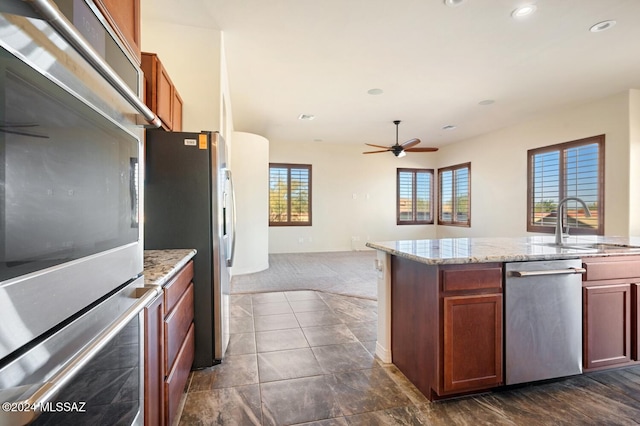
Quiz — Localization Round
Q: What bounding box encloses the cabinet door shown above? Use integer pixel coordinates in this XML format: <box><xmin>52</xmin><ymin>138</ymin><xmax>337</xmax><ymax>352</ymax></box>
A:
<box><xmin>144</xmin><ymin>294</ymin><xmax>165</xmax><ymax>426</ymax></box>
<box><xmin>443</xmin><ymin>293</ymin><xmax>503</xmax><ymax>393</ymax></box>
<box><xmin>172</xmin><ymin>90</ymin><xmax>183</xmax><ymax>131</ymax></box>
<box><xmin>584</xmin><ymin>284</ymin><xmax>631</xmax><ymax>369</ymax></box>
<box><xmin>157</xmin><ymin>63</ymin><xmax>173</xmax><ymax>129</ymax></box>
<box><xmin>96</xmin><ymin>0</ymin><xmax>141</xmax><ymax>61</ymax></box>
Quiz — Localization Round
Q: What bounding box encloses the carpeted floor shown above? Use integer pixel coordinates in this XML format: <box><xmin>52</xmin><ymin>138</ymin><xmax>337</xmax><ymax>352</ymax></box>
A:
<box><xmin>231</xmin><ymin>251</ymin><xmax>378</xmax><ymax>300</ymax></box>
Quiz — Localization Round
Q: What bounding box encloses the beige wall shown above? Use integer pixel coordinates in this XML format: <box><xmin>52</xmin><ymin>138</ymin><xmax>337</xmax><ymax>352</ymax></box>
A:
<box><xmin>436</xmin><ymin>90</ymin><xmax>634</xmax><ymax>239</ymax></box>
<box><xmin>232</xmin><ymin>132</ymin><xmax>269</xmax><ymax>273</ymax></box>
<box><xmin>629</xmin><ymin>90</ymin><xmax>640</xmax><ymax>235</ymax></box>
<box><xmin>140</xmin><ymin>17</ymin><xmax>222</xmax><ymax>133</ymax></box>
<box><xmin>269</xmin><ymin>141</ymin><xmax>438</xmax><ymax>253</ymax></box>
<box><xmin>138</xmin><ymin>12</ymin><xmax>639</xmax><ymax>252</ymax></box>
<box><xmin>268</xmin><ymin>90</ymin><xmax>638</xmax><ymax>253</ymax></box>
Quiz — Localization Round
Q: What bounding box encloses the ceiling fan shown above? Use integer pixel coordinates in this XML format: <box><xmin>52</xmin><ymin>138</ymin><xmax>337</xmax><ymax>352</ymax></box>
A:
<box><xmin>363</xmin><ymin>120</ymin><xmax>438</xmax><ymax>157</ymax></box>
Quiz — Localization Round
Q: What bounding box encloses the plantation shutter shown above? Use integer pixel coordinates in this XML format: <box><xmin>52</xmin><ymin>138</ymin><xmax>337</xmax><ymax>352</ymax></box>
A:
<box><xmin>438</xmin><ymin>163</ymin><xmax>470</xmax><ymax>226</ymax></box>
<box><xmin>269</xmin><ymin>164</ymin><xmax>312</xmax><ymax>226</ymax></box>
<box><xmin>439</xmin><ymin>170</ymin><xmax>453</xmax><ymax>223</ymax></box>
<box><xmin>528</xmin><ymin>136</ymin><xmax>602</xmax><ymax>234</ymax></box>
<box><xmin>397</xmin><ymin>169</ymin><xmax>433</xmax><ymax>225</ymax></box>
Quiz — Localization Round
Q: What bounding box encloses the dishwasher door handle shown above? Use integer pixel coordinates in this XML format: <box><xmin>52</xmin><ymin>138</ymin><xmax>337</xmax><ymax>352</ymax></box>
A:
<box><xmin>510</xmin><ymin>267</ymin><xmax>586</xmax><ymax>277</ymax></box>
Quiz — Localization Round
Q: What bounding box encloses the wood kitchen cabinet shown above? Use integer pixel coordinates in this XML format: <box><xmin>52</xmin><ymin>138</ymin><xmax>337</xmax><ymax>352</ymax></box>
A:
<box><xmin>141</xmin><ymin>52</ymin><xmax>183</xmax><ymax>131</ymax></box>
<box><xmin>442</xmin><ymin>293</ymin><xmax>502</xmax><ymax>392</ymax></box>
<box><xmin>172</xmin><ymin>90</ymin><xmax>183</xmax><ymax>132</ymax></box>
<box><xmin>440</xmin><ymin>264</ymin><xmax>503</xmax><ymax>394</ymax></box>
<box><xmin>391</xmin><ymin>258</ymin><xmax>503</xmax><ymax>400</ymax></box>
<box><xmin>582</xmin><ymin>256</ymin><xmax>640</xmax><ymax>371</ymax></box>
<box><xmin>633</xmin><ymin>283</ymin><xmax>639</xmax><ymax>361</ymax></box>
<box><xmin>144</xmin><ymin>260</ymin><xmax>195</xmax><ymax>426</ymax></box>
<box><xmin>94</xmin><ymin>0</ymin><xmax>141</xmax><ymax>62</ymax></box>
<box><xmin>144</xmin><ymin>293</ymin><xmax>164</xmax><ymax>426</ymax></box>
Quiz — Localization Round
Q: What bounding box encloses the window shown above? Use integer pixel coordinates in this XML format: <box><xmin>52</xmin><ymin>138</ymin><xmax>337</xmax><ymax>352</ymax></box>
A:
<box><xmin>269</xmin><ymin>163</ymin><xmax>312</xmax><ymax>226</ymax></box>
<box><xmin>397</xmin><ymin>168</ymin><xmax>434</xmax><ymax>225</ymax></box>
<box><xmin>527</xmin><ymin>135</ymin><xmax>604</xmax><ymax>235</ymax></box>
<box><xmin>438</xmin><ymin>162</ymin><xmax>471</xmax><ymax>226</ymax></box>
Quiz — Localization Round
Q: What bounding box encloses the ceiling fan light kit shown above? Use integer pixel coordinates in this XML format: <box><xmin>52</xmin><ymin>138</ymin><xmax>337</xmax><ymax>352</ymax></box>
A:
<box><xmin>363</xmin><ymin>120</ymin><xmax>438</xmax><ymax>157</ymax></box>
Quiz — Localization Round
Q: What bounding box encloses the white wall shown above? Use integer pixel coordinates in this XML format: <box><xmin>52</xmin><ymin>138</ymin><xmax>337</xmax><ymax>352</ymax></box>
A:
<box><xmin>629</xmin><ymin>90</ymin><xmax>640</xmax><ymax>235</ymax></box>
<box><xmin>219</xmin><ymin>35</ymin><xmax>234</xmax><ymax>162</ymax></box>
<box><xmin>435</xmin><ymin>91</ymin><xmax>633</xmax><ymax>239</ymax></box>
<box><xmin>267</xmin><ymin>90</ymin><xmax>637</xmax><ymax>253</ymax></box>
<box><xmin>231</xmin><ymin>132</ymin><xmax>270</xmax><ymax>273</ymax></box>
<box><xmin>269</xmin><ymin>141</ymin><xmax>438</xmax><ymax>253</ymax></box>
<box><xmin>138</xmin><ymin>12</ymin><xmax>639</xmax><ymax>250</ymax></box>
<box><xmin>140</xmin><ymin>18</ymin><xmax>222</xmax><ymax>132</ymax></box>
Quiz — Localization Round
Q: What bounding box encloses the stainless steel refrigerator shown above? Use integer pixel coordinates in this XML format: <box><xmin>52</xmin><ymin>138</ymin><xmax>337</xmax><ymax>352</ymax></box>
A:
<box><xmin>144</xmin><ymin>130</ymin><xmax>235</xmax><ymax>368</ymax></box>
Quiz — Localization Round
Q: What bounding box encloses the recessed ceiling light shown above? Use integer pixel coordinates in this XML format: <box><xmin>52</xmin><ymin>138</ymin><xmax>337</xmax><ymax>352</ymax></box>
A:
<box><xmin>298</xmin><ymin>114</ymin><xmax>315</xmax><ymax>120</ymax></box>
<box><xmin>511</xmin><ymin>4</ymin><xmax>537</xmax><ymax>18</ymax></box>
<box><xmin>443</xmin><ymin>0</ymin><xmax>466</xmax><ymax>7</ymax></box>
<box><xmin>367</xmin><ymin>88</ymin><xmax>384</xmax><ymax>95</ymax></box>
<box><xmin>478</xmin><ymin>99</ymin><xmax>495</xmax><ymax>106</ymax></box>
<box><xmin>590</xmin><ymin>20</ymin><xmax>616</xmax><ymax>32</ymax></box>
<box><xmin>442</xmin><ymin>125</ymin><xmax>457</xmax><ymax>131</ymax></box>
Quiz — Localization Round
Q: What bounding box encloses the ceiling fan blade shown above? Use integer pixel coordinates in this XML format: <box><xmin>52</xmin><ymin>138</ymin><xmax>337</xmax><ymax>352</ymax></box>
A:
<box><xmin>405</xmin><ymin>147</ymin><xmax>439</xmax><ymax>152</ymax></box>
<box><xmin>400</xmin><ymin>138</ymin><xmax>420</xmax><ymax>149</ymax></box>
<box><xmin>365</xmin><ymin>143</ymin><xmax>391</xmax><ymax>149</ymax></box>
<box><xmin>363</xmin><ymin>149</ymin><xmax>391</xmax><ymax>154</ymax></box>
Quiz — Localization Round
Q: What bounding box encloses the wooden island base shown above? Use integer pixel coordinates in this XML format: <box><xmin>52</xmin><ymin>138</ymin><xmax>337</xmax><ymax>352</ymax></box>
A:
<box><xmin>369</xmin><ymin>238</ymin><xmax>640</xmax><ymax>401</ymax></box>
<box><xmin>391</xmin><ymin>256</ymin><xmax>503</xmax><ymax>400</ymax></box>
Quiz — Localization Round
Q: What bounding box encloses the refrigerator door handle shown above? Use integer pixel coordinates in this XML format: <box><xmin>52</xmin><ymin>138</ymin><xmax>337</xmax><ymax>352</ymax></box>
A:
<box><xmin>225</xmin><ymin>169</ymin><xmax>237</xmax><ymax>267</ymax></box>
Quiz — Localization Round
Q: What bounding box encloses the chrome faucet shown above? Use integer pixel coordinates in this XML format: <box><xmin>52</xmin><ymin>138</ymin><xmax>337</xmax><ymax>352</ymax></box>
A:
<box><xmin>555</xmin><ymin>197</ymin><xmax>592</xmax><ymax>245</ymax></box>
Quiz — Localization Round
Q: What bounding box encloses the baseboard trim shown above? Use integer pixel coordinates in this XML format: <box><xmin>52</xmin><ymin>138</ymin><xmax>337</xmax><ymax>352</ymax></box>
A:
<box><xmin>375</xmin><ymin>341</ymin><xmax>392</xmax><ymax>364</ymax></box>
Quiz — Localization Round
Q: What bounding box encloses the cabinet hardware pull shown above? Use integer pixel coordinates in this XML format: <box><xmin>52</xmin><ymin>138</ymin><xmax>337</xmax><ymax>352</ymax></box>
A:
<box><xmin>510</xmin><ymin>267</ymin><xmax>586</xmax><ymax>277</ymax></box>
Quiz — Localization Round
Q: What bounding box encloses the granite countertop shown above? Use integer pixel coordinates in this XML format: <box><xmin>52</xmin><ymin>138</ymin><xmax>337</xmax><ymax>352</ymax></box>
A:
<box><xmin>144</xmin><ymin>249</ymin><xmax>197</xmax><ymax>286</ymax></box>
<box><xmin>366</xmin><ymin>235</ymin><xmax>640</xmax><ymax>265</ymax></box>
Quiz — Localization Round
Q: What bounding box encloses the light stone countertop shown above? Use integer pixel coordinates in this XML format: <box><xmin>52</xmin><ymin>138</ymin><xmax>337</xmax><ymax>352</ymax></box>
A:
<box><xmin>366</xmin><ymin>235</ymin><xmax>640</xmax><ymax>265</ymax></box>
<box><xmin>143</xmin><ymin>249</ymin><xmax>197</xmax><ymax>286</ymax></box>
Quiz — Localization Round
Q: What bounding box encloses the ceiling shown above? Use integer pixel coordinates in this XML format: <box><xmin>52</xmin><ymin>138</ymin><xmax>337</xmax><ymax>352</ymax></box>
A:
<box><xmin>144</xmin><ymin>0</ymin><xmax>640</xmax><ymax>149</ymax></box>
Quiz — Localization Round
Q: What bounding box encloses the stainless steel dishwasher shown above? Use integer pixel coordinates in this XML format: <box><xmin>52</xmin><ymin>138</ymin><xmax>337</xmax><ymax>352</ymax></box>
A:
<box><xmin>505</xmin><ymin>259</ymin><xmax>585</xmax><ymax>385</ymax></box>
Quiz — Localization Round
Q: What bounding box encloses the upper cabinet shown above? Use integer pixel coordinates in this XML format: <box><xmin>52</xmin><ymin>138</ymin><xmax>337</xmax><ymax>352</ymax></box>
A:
<box><xmin>94</xmin><ymin>0</ymin><xmax>141</xmax><ymax>63</ymax></box>
<box><xmin>141</xmin><ymin>52</ymin><xmax>183</xmax><ymax>131</ymax></box>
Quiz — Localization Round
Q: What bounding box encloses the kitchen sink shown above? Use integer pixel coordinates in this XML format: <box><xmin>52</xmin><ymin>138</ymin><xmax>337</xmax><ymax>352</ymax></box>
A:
<box><xmin>533</xmin><ymin>242</ymin><xmax>640</xmax><ymax>252</ymax></box>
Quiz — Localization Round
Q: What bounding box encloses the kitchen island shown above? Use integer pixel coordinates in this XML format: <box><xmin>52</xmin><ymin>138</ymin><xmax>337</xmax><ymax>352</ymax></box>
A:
<box><xmin>367</xmin><ymin>235</ymin><xmax>640</xmax><ymax>400</ymax></box>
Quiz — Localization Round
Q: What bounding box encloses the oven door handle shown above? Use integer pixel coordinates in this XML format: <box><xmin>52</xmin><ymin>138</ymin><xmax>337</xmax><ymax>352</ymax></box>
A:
<box><xmin>23</xmin><ymin>0</ymin><xmax>162</xmax><ymax>128</ymax></box>
<box><xmin>0</xmin><ymin>288</ymin><xmax>159</xmax><ymax>426</ymax></box>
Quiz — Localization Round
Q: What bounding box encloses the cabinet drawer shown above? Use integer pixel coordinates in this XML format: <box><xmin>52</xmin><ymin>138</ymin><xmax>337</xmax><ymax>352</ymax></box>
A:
<box><xmin>165</xmin><ymin>283</ymin><xmax>194</xmax><ymax>372</ymax></box>
<box><xmin>165</xmin><ymin>323</ymin><xmax>194</xmax><ymax>426</ymax></box>
<box><xmin>583</xmin><ymin>257</ymin><xmax>640</xmax><ymax>282</ymax></box>
<box><xmin>164</xmin><ymin>261</ymin><xmax>194</xmax><ymax>314</ymax></box>
<box><xmin>441</xmin><ymin>264</ymin><xmax>502</xmax><ymax>292</ymax></box>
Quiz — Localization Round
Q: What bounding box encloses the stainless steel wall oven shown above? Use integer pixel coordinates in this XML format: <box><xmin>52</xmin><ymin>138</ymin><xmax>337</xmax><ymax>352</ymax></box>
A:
<box><xmin>0</xmin><ymin>0</ymin><xmax>159</xmax><ymax>424</ymax></box>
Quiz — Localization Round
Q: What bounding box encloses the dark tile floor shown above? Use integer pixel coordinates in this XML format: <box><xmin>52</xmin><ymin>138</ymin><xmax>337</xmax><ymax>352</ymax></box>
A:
<box><xmin>178</xmin><ymin>291</ymin><xmax>640</xmax><ymax>425</ymax></box>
